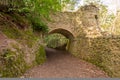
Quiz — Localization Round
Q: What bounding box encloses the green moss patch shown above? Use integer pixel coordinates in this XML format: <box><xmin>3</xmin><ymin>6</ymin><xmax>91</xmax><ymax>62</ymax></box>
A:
<box><xmin>0</xmin><ymin>12</ymin><xmax>47</xmax><ymax>77</ymax></box>
<box><xmin>0</xmin><ymin>49</ymin><xmax>27</xmax><ymax>77</ymax></box>
<box><xmin>76</xmin><ymin>37</ymin><xmax>120</xmax><ymax>77</ymax></box>
<box><xmin>35</xmin><ymin>46</ymin><xmax>46</xmax><ymax>65</ymax></box>
<box><xmin>0</xmin><ymin>12</ymin><xmax>39</xmax><ymax>47</ymax></box>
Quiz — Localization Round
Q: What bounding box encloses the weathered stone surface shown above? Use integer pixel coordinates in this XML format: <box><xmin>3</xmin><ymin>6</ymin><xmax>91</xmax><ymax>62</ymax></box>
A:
<box><xmin>46</xmin><ymin>4</ymin><xmax>120</xmax><ymax>77</ymax></box>
<box><xmin>47</xmin><ymin>4</ymin><xmax>102</xmax><ymax>39</ymax></box>
<box><xmin>46</xmin><ymin>4</ymin><xmax>102</xmax><ymax>56</ymax></box>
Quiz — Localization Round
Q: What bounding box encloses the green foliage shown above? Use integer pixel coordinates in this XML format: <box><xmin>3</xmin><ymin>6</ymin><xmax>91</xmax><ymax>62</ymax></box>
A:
<box><xmin>1</xmin><ymin>0</ymin><xmax>70</xmax><ymax>32</ymax></box>
<box><xmin>0</xmin><ymin>0</ymin><xmax>25</xmax><ymax>11</ymax></box>
<box><xmin>112</xmin><ymin>12</ymin><xmax>120</xmax><ymax>35</ymax></box>
<box><xmin>28</xmin><ymin>15</ymin><xmax>48</xmax><ymax>32</ymax></box>
<box><xmin>1</xmin><ymin>23</ymin><xmax>38</xmax><ymax>47</ymax></box>
<box><xmin>63</xmin><ymin>0</ymin><xmax>79</xmax><ymax>10</ymax></box>
<box><xmin>35</xmin><ymin>46</ymin><xmax>46</xmax><ymax>65</ymax></box>
<box><xmin>84</xmin><ymin>0</ymin><xmax>115</xmax><ymax>32</ymax></box>
<box><xmin>1</xmin><ymin>25</ymin><xmax>23</xmax><ymax>39</ymax></box>
<box><xmin>0</xmin><ymin>49</ymin><xmax>27</xmax><ymax>77</ymax></box>
<box><xmin>44</xmin><ymin>33</ymin><xmax>68</xmax><ymax>48</ymax></box>
<box><xmin>25</xmin><ymin>0</ymin><xmax>70</xmax><ymax>32</ymax></box>
<box><xmin>99</xmin><ymin>4</ymin><xmax>115</xmax><ymax>31</ymax></box>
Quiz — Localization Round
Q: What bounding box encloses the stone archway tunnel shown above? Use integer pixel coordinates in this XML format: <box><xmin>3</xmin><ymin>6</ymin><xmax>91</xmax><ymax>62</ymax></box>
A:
<box><xmin>48</xmin><ymin>28</ymin><xmax>75</xmax><ymax>52</ymax></box>
<box><xmin>24</xmin><ymin>4</ymin><xmax>120</xmax><ymax>77</ymax></box>
<box><xmin>24</xmin><ymin>4</ymin><xmax>120</xmax><ymax>78</ymax></box>
<box><xmin>45</xmin><ymin>4</ymin><xmax>102</xmax><ymax>55</ymax></box>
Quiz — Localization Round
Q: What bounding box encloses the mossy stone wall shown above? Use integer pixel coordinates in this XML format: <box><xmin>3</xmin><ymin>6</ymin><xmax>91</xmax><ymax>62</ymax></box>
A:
<box><xmin>73</xmin><ymin>36</ymin><xmax>120</xmax><ymax>77</ymax></box>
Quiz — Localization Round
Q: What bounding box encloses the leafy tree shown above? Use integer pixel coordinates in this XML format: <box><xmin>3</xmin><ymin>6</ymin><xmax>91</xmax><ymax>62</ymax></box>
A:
<box><xmin>63</xmin><ymin>0</ymin><xmax>80</xmax><ymax>11</ymax></box>
<box><xmin>1</xmin><ymin>0</ymin><xmax>71</xmax><ymax>32</ymax></box>
<box><xmin>25</xmin><ymin>0</ymin><xmax>70</xmax><ymax>32</ymax></box>
<box><xmin>44</xmin><ymin>33</ymin><xmax>68</xmax><ymax>48</ymax></box>
<box><xmin>22</xmin><ymin>0</ymin><xmax>70</xmax><ymax>32</ymax></box>
<box><xmin>112</xmin><ymin>12</ymin><xmax>120</xmax><ymax>35</ymax></box>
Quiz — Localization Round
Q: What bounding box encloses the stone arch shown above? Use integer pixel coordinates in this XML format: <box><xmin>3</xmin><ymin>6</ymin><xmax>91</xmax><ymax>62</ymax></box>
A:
<box><xmin>48</xmin><ymin>28</ymin><xmax>75</xmax><ymax>51</ymax></box>
<box><xmin>49</xmin><ymin>28</ymin><xmax>75</xmax><ymax>40</ymax></box>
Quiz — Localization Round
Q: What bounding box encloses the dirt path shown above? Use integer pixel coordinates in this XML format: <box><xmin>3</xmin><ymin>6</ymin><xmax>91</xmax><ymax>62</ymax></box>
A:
<box><xmin>23</xmin><ymin>47</ymin><xmax>109</xmax><ymax>78</ymax></box>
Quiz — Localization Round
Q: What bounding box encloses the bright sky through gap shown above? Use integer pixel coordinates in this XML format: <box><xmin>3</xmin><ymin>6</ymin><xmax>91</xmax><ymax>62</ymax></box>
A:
<box><xmin>74</xmin><ymin>0</ymin><xmax>120</xmax><ymax>14</ymax></box>
<box><xmin>101</xmin><ymin>0</ymin><xmax>120</xmax><ymax>14</ymax></box>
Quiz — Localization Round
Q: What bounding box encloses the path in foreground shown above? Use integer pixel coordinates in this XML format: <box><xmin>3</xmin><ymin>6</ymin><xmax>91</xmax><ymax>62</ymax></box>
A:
<box><xmin>23</xmin><ymin>48</ymin><xmax>109</xmax><ymax>78</ymax></box>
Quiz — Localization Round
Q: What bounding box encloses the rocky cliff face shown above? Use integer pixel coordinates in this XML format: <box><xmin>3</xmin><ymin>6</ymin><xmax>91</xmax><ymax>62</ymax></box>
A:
<box><xmin>0</xmin><ymin>12</ymin><xmax>46</xmax><ymax>77</ymax></box>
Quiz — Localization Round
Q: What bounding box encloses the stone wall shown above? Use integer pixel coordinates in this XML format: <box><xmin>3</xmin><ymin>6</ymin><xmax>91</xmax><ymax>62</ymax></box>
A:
<box><xmin>72</xmin><ymin>36</ymin><xmax>120</xmax><ymax>77</ymax></box>
<box><xmin>44</xmin><ymin>4</ymin><xmax>120</xmax><ymax>77</ymax></box>
<box><xmin>47</xmin><ymin>4</ymin><xmax>102</xmax><ymax>39</ymax></box>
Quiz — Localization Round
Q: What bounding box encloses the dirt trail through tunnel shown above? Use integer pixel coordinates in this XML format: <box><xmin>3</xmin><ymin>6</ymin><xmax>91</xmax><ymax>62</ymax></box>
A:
<box><xmin>23</xmin><ymin>47</ymin><xmax>109</xmax><ymax>78</ymax></box>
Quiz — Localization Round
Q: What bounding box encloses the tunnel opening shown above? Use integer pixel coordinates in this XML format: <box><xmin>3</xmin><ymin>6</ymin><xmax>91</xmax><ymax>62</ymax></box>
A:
<box><xmin>44</xmin><ymin>33</ymin><xmax>69</xmax><ymax>51</ymax></box>
<box><xmin>44</xmin><ymin>28</ymin><xmax>74</xmax><ymax>51</ymax></box>
<box><xmin>44</xmin><ymin>28</ymin><xmax>75</xmax><ymax>58</ymax></box>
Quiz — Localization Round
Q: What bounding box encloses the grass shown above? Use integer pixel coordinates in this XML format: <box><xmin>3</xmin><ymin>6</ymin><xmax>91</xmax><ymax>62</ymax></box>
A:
<box><xmin>0</xmin><ymin>12</ymin><xmax>46</xmax><ymax>77</ymax></box>
<box><xmin>0</xmin><ymin>49</ymin><xmax>27</xmax><ymax>77</ymax></box>
<box><xmin>35</xmin><ymin>46</ymin><xmax>46</xmax><ymax>65</ymax></box>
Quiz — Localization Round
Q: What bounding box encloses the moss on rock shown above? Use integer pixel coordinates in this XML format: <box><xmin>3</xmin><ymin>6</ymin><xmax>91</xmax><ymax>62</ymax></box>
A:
<box><xmin>74</xmin><ymin>37</ymin><xmax>120</xmax><ymax>77</ymax></box>
<box><xmin>0</xmin><ymin>49</ymin><xmax>27</xmax><ymax>77</ymax></box>
<box><xmin>0</xmin><ymin>12</ymin><xmax>46</xmax><ymax>77</ymax></box>
<box><xmin>0</xmin><ymin>12</ymin><xmax>39</xmax><ymax>48</ymax></box>
<box><xmin>35</xmin><ymin>46</ymin><xmax>46</xmax><ymax>65</ymax></box>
